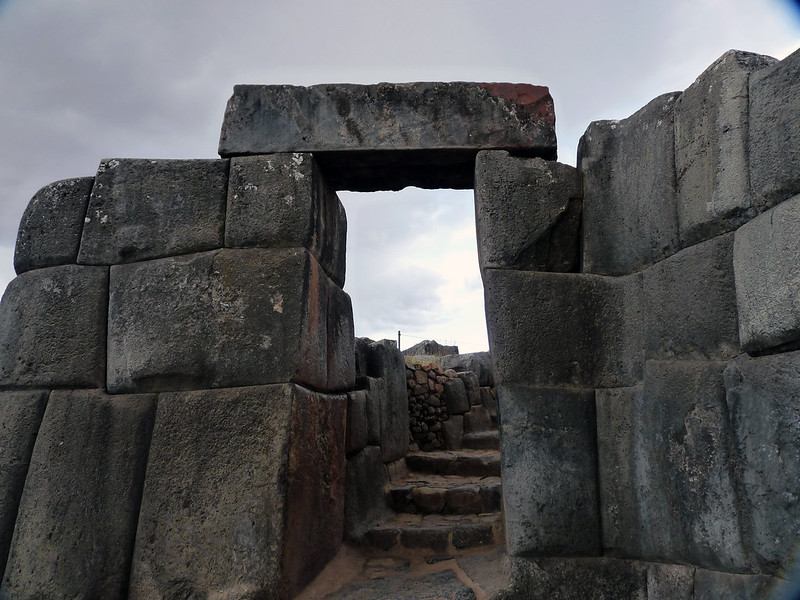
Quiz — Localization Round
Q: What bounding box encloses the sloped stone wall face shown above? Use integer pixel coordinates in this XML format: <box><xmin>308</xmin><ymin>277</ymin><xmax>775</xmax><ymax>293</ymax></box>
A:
<box><xmin>481</xmin><ymin>49</ymin><xmax>800</xmax><ymax>598</ymax></box>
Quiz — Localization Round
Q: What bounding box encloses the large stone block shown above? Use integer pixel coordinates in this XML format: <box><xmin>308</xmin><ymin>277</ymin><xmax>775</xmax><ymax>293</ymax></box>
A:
<box><xmin>636</xmin><ymin>360</ymin><xmax>747</xmax><ymax>570</ymax></box>
<box><xmin>475</xmin><ymin>151</ymin><xmax>581</xmax><ymax>273</ymax></box>
<box><xmin>129</xmin><ymin>384</ymin><xmax>346</xmax><ymax>600</ymax></box>
<box><xmin>733</xmin><ymin>194</ymin><xmax>800</xmax><ymax>352</ymax></box>
<box><xmin>344</xmin><ymin>446</ymin><xmax>388</xmax><ymax>541</ymax></box>
<box><xmin>724</xmin><ymin>352</ymin><xmax>800</xmax><ymax>574</ymax></box>
<box><xmin>218</xmin><ymin>82</ymin><xmax>556</xmax><ymax>191</ymax></box>
<box><xmin>644</xmin><ymin>233</ymin><xmax>740</xmax><ymax>360</ymax></box>
<box><xmin>443</xmin><ymin>377</ymin><xmax>470</xmax><ymax>414</ymax></box>
<box><xmin>346</xmin><ymin>390</ymin><xmax>368</xmax><ymax>455</ymax></box>
<box><xmin>0</xmin><ymin>391</ymin><xmax>48</xmax><ymax>577</ymax></box>
<box><xmin>441</xmin><ymin>351</ymin><xmax>494</xmax><ymax>387</ymax></box>
<box><xmin>226</xmin><ymin>154</ymin><xmax>347</xmax><ymax>287</ymax></box>
<box><xmin>2</xmin><ymin>390</ymin><xmax>155</xmax><ymax>599</ymax></box>
<box><xmin>14</xmin><ymin>177</ymin><xmax>94</xmax><ymax>274</ymax></box>
<box><xmin>579</xmin><ymin>92</ymin><xmax>681</xmax><ymax>275</ymax></box>
<box><xmin>326</xmin><ymin>281</ymin><xmax>356</xmax><ymax>391</ymax></box>
<box><xmin>750</xmin><ymin>48</ymin><xmax>800</xmax><ymax>209</ymax></box>
<box><xmin>499</xmin><ymin>384</ymin><xmax>600</xmax><ymax>556</ymax></box>
<box><xmin>484</xmin><ymin>270</ymin><xmax>643</xmax><ymax>388</ymax></box>
<box><xmin>361</xmin><ymin>375</ymin><xmax>384</xmax><ymax>446</ymax></box>
<box><xmin>77</xmin><ymin>158</ymin><xmax>228</xmax><ymax>264</ymax></box>
<box><xmin>0</xmin><ymin>265</ymin><xmax>107</xmax><ymax>389</ymax></box>
<box><xmin>675</xmin><ymin>50</ymin><xmax>776</xmax><ymax>246</ymax></box>
<box><xmin>693</xmin><ymin>569</ymin><xmax>784</xmax><ymax>600</ymax></box>
<box><xmin>108</xmin><ymin>248</ymin><xmax>342</xmax><ymax>393</ymax></box>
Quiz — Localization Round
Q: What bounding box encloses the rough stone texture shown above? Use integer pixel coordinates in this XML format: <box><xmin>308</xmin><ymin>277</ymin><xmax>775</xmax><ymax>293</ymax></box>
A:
<box><xmin>457</xmin><ymin>371</ymin><xmax>481</xmax><ymax>405</ymax></box>
<box><xmin>346</xmin><ymin>390</ymin><xmax>368</xmax><ymax>455</ymax></box>
<box><xmin>361</xmin><ymin>376</ymin><xmax>384</xmax><ymax>446</ymax></box>
<box><xmin>2</xmin><ymin>390</ymin><xmax>155</xmax><ymax>599</ymax></box>
<box><xmin>14</xmin><ymin>177</ymin><xmax>94</xmax><ymax>274</ymax></box>
<box><xmin>219</xmin><ymin>82</ymin><xmax>556</xmax><ymax>191</ymax></box>
<box><xmin>108</xmin><ymin>248</ymin><xmax>339</xmax><ymax>393</ymax></box>
<box><xmin>0</xmin><ymin>265</ymin><xmax>107</xmax><ymax>389</ymax></box>
<box><xmin>643</xmin><ymin>233</ymin><xmax>740</xmax><ymax>360</ymax></box>
<box><xmin>225</xmin><ymin>153</ymin><xmax>347</xmax><ymax>287</ymax></box>
<box><xmin>443</xmin><ymin>377</ymin><xmax>470</xmax><ymax>414</ymax></box>
<box><xmin>724</xmin><ymin>352</ymin><xmax>800</xmax><ymax>574</ymax></box>
<box><xmin>675</xmin><ymin>50</ymin><xmax>776</xmax><ymax>246</ymax></box>
<box><xmin>344</xmin><ymin>446</ymin><xmax>388</xmax><ymax>541</ymax></box>
<box><xmin>464</xmin><ymin>405</ymin><xmax>492</xmax><ymax>434</ymax></box>
<box><xmin>749</xmin><ymin>47</ymin><xmax>800</xmax><ymax>210</ymax></box>
<box><xmin>475</xmin><ymin>151</ymin><xmax>581</xmax><ymax>273</ymax></box>
<box><xmin>442</xmin><ymin>415</ymin><xmax>464</xmax><ymax>450</ymax></box>
<box><xmin>0</xmin><ymin>391</ymin><xmax>48</xmax><ymax>577</ymax></box>
<box><xmin>441</xmin><ymin>352</ymin><xmax>494</xmax><ymax>387</ymax></box>
<box><xmin>129</xmin><ymin>384</ymin><xmax>346</xmax><ymax>600</ymax></box>
<box><xmin>325</xmin><ymin>569</ymin><xmax>476</xmax><ymax>600</ymax></box>
<box><xmin>499</xmin><ymin>384</ymin><xmax>599</xmax><ymax>556</ymax></box>
<box><xmin>733</xmin><ymin>194</ymin><xmax>800</xmax><ymax>353</ymax></box>
<box><xmin>693</xmin><ymin>569</ymin><xmax>784</xmax><ymax>600</ymax></box>
<box><xmin>580</xmin><ymin>92</ymin><xmax>681</xmax><ymax>275</ymax></box>
<box><xmin>402</xmin><ymin>339</ymin><xmax>458</xmax><ymax>357</ymax></box>
<box><xmin>78</xmin><ymin>158</ymin><xmax>228</xmax><ymax>264</ymax></box>
<box><xmin>646</xmin><ymin>563</ymin><xmax>694</xmax><ymax>600</ymax></box>
<box><xmin>326</xmin><ymin>281</ymin><xmax>356</xmax><ymax>391</ymax></box>
<box><xmin>595</xmin><ymin>385</ymin><xmax>642</xmax><ymax>557</ymax></box>
<box><xmin>484</xmin><ymin>270</ymin><xmax>643</xmax><ymax>388</ymax></box>
<box><xmin>637</xmin><ymin>361</ymin><xmax>747</xmax><ymax>570</ymax></box>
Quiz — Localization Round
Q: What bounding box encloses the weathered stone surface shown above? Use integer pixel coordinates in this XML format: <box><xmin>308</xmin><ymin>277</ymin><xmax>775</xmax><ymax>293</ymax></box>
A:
<box><xmin>580</xmin><ymin>92</ymin><xmax>681</xmax><ymax>275</ymax></box>
<box><xmin>595</xmin><ymin>385</ymin><xmax>642</xmax><ymax>557</ymax></box>
<box><xmin>499</xmin><ymin>384</ymin><xmax>599</xmax><ymax>556</ymax></box>
<box><xmin>225</xmin><ymin>153</ymin><xmax>347</xmax><ymax>287</ymax></box>
<box><xmin>750</xmin><ymin>47</ymin><xmax>800</xmax><ymax>209</ymax></box>
<box><xmin>480</xmin><ymin>387</ymin><xmax>498</xmax><ymax>419</ymax></box>
<box><xmin>443</xmin><ymin>377</ymin><xmax>470</xmax><ymax>414</ymax></box>
<box><xmin>637</xmin><ymin>360</ymin><xmax>747</xmax><ymax>569</ymax></box>
<box><xmin>442</xmin><ymin>415</ymin><xmax>464</xmax><ymax>450</ymax></box>
<box><xmin>129</xmin><ymin>384</ymin><xmax>346</xmax><ymax>599</ymax></box>
<box><xmin>441</xmin><ymin>352</ymin><xmax>494</xmax><ymax>387</ymax></box>
<box><xmin>0</xmin><ymin>391</ymin><xmax>48</xmax><ymax>576</ymax></box>
<box><xmin>346</xmin><ymin>390</ymin><xmax>368</xmax><ymax>455</ymax></box>
<box><xmin>693</xmin><ymin>569</ymin><xmax>784</xmax><ymax>600</ymax></box>
<box><xmin>219</xmin><ymin>82</ymin><xmax>556</xmax><ymax>191</ymax></box>
<box><xmin>484</xmin><ymin>270</ymin><xmax>643</xmax><ymax>388</ymax></box>
<box><xmin>475</xmin><ymin>151</ymin><xmax>581</xmax><ymax>273</ymax></box>
<box><xmin>0</xmin><ymin>265</ymin><xmax>107</xmax><ymax>389</ymax></box>
<box><xmin>14</xmin><ymin>177</ymin><xmax>93</xmax><ymax>274</ymax></box>
<box><xmin>361</xmin><ymin>376</ymin><xmax>384</xmax><ymax>446</ymax></box>
<box><xmin>344</xmin><ymin>446</ymin><xmax>388</xmax><ymax>541</ymax></box>
<box><xmin>78</xmin><ymin>158</ymin><xmax>228</xmax><ymax>264</ymax></box>
<box><xmin>3</xmin><ymin>390</ymin><xmax>155</xmax><ymax>599</ymax></box>
<box><xmin>402</xmin><ymin>339</ymin><xmax>458</xmax><ymax>357</ymax></box>
<box><xmin>733</xmin><ymin>194</ymin><xmax>800</xmax><ymax>352</ymax></box>
<box><xmin>644</xmin><ymin>233</ymin><xmax>740</xmax><ymax>360</ymax></box>
<box><xmin>108</xmin><ymin>248</ymin><xmax>331</xmax><ymax>393</ymax></box>
<box><xmin>464</xmin><ymin>405</ymin><xmax>492</xmax><ymax>434</ymax></box>
<box><xmin>724</xmin><ymin>352</ymin><xmax>800</xmax><ymax>573</ymax></box>
<box><xmin>646</xmin><ymin>563</ymin><xmax>694</xmax><ymax>600</ymax></box>
<box><xmin>675</xmin><ymin>50</ymin><xmax>776</xmax><ymax>246</ymax></box>
<box><xmin>326</xmin><ymin>281</ymin><xmax>356</xmax><ymax>391</ymax></box>
<box><xmin>457</xmin><ymin>371</ymin><xmax>481</xmax><ymax>405</ymax></box>
<box><xmin>325</xmin><ymin>569</ymin><xmax>477</xmax><ymax>600</ymax></box>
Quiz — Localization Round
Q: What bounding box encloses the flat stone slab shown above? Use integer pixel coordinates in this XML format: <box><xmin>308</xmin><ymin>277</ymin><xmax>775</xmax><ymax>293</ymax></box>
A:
<box><xmin>218</xmin><ymin>82</ymin><xmax>556</xmax><ymax>191</ymax></box>
<box><xmin>325</xmin><ymin>570</ymin><xmax>476</xmax><ymax>599</ymax></box>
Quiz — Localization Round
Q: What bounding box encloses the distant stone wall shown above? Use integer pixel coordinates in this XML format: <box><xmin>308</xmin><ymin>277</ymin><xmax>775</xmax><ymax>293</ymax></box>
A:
<box><xmin>481</xmin><ymin>49</ymin><xmax>800</xmax><ymax>597</ymax></box>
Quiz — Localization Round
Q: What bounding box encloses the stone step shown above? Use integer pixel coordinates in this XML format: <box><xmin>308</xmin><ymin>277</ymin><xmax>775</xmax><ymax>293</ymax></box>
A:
<box><xmin>387</xmin><ymin>474</ymin><xmax>502</xmax><ymax>515</ymax></box>
<box><xmin>405</xmin><ymin>450</ymin><xmax>501</xmax><ymax>477</ymax></box>
<box><xmin>462</xmin><ymin>430</ymin><xmax>500</xmax><ymax>450</ymax></box>
<box><xmin>362</xmin><ymin>513</ymin><xmax>502</xmax><ymax>554</ymax></box>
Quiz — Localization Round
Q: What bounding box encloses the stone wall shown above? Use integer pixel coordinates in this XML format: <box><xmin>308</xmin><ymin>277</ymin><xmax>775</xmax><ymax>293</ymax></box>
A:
<box><xmin>481</xmin><ymin>49</ymin><xmax>800</xmax><ymax>598</ymax></box>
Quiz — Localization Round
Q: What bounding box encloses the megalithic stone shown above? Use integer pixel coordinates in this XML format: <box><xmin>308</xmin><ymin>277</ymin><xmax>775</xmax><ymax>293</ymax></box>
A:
<box><xmin>1</xmin><ymin>390</ymin><xmax>155</xmax><ymax>599</ymax></box>
<box><xmin>128</xmin><ymin>384</ymin><xmax>346</xmax><ymax>600</ymax></box>
<box><xmin>218</xmin><ymin>82</ymin><xmax>556</xmax><ymax>191</ymax></box>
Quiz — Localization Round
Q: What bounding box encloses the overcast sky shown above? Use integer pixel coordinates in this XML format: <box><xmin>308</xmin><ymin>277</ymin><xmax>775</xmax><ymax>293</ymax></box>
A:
<box><xmin>0</xmin><ymin>1</ymin><xmax>798</xmax><ymax>352</ymax></box>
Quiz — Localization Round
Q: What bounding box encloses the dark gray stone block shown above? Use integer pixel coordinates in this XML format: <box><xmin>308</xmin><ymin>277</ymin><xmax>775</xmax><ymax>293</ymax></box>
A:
<box><xmin>733</xmin><ymin>194</ymin><xmax>800</xmax><ymax>353</ymax></box>
<box><xmin>579</xmin><ymin>92</ymin><xmax>681</xmax><ymax>275</ymax></box>
<box><xmin>77</xmin><ymin>158</ymin><xmax>228</xmax><ymax>264</ymax></box>
<box><xmin>475</xmin><ymin>151</ymin><xmax>581</xmax><ymax>273</ymax></box>
<box><xmin>2</xmin><ymin>390</ymin><xmax>155</xmax><ymax>600</ymax></box>
<box><xmin>0</xmin><ymin>391</ymin><xmax>48</xmax><ymax>577</ymax></box>
<box><xmin>442</xmin><ymin>415</ymin><xmax>464</xmax><ymax>450</ymax></box>
<box><xmin>129</xmin><ymin>384</ymin><xmax>346</xmax><ymax>600</ymax></box>
<box><xmin>443</xmin><ymin>377</ymin><xmax>469</xmax><ymax>414</ymax></box>
<box><xmin>646</xmin><ymin>563</ymin><xmax>694</xmax><ymax>600</ymax></box>
<box><xmin>107</xmin><ymin>248</ymin><xmax>332</xmax><ymax>393</ymax></box>
<box><xmin>361</xmin><ymin>376</ymin><xmax>384</xmax><ymax>446</ymax></box>
<box><xmin>14</xmin><ymin>177</ymin><xmax>93</xmax><ymax>274</ymax></box>
<box><xmin>637</xmin><ymin>360</ymin><xmax>747</xmax><ymax>570</ymax></box>
<box><xmin>218</xmin><ymin>82</ymin><xmax>556</xmax><ymax>191</ymax></box>
<box><xmin>0</xmin><ymin>265</ymin><xmax>107</xmax><ymax>389</ymax></box>
<box><xmin>694</xmin><ymin>569</ymin><xmax>783</xmax><ymax>600</ymax></box>
<box><xmin>644</xmin><ymin>233</ymin><xmax>740</xmax><ymax>360</ymax></box>
<box><xmin>675</xmin><ymin>50</ymin><xmax>776</xmax><ymax>246</ymax></box>
<box><xmin>344</xmin><ymin>446</ymin><xmax>388</xmax><ymax>541</ymax></box>
<box><xmin>484</xmin><ymin>270</ymin><xmax>643</xmax><ymax>388</ymax></box>
<box><xmin>326</xmin><ymin>280</ymin><xmax>356</xmax><ymax>391</ymax></box>
<box><xmin>457</xmin><ymin>371</ymin><xmax>481</xmax><ymax>405</ymax></box>
<box><xmin>725</xmin><ymin>352</ymin><xmax>800</xmax><ymax>573</ymax></box>
<box><xmin>346</xmin><ymin>390</ymin><xmax>368</xmax><ymax>455</ymax></box>
<box><xmin>441</xmin><ymin>352</ymin><xmax>494</xmax><ymax>387</ymax></box>
<box><xmin>750</xmin><ymin>47</ymin><xmax>800</xmax><ymax>209</ymax></box>
<box><xmin>499</xmin><ymin>384</ymin><xmax>599</xmax><ymax>556</ymax></box>
<box><xmin>327</xmin><ymin>569</ymin><xmax>476</xmax><ymax>600</ymax></box>
<box><xmin>225</xmin><ymin>153</ymin><xmax>347</xmax><ymax>287</ymax></box>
